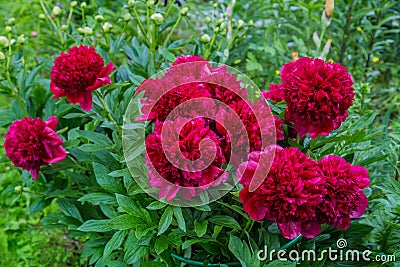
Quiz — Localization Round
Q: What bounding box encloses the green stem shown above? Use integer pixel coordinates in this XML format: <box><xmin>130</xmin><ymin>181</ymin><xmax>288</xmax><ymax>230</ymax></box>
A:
<box><xmin>14</xmin><ymin>96</ymin><xmax>29</xmax><ymax>117</ymax></box>
<box><xmin>163</xmin><ymin>15</ymin><xmax>182</xmax><ymax>46</ymax></box>
<box><xmin>132</xmin><ymin>8</ymin><xmax>150</xmax><ymax>46</ymax></box>
<box><xmin>204</xmin><ymin>33</ymin><xmax>217</xmax><ymax>59</ymax></box>
<box><xmin>39</xmin><ymin>0</ymin><xmax>58</xmax><ymax>33</ymax></box>
<box><xmin>94</xmin><ymin>90</ymin><xmax>122</xmax><ymax>136</ymax></box>
<box><xmin>317</xmin><ymin>26</ymin><xmax>327</xmax><ymax>53</ymax></box>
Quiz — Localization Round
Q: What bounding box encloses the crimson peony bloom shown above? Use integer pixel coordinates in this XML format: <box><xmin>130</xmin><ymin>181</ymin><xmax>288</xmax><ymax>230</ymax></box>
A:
<box><xmin>171</xmin><ymin>55</ymin><xmax>206</xmax><ymax>66</ymax></box>
<box><xmin>145</xmin><ymin>118</ymin><xmax>228</xmax><ymax>200</ymax></box>
<box><xmin>316</xmin><ymin>155</ymin><xmax>369</xmax><ymax>230</ymax></box>
<box><xmin>263</xmin><ymin>57</ymin><xmax>354</xmax><ymax>139</ymax></box>
<box><xmin>4</xmin><ymin>116</ymin><xmax>66</xmax><ymax>180</ymax></box>
<box><xmin>50</xmin><ymin>45</ymin><xmax>114</xmax><ymax>111</ymax></box>
<box><xmin>237</xmin><ymin>146</ymin><xmax>325</xmax><ymax>239</ymax></box>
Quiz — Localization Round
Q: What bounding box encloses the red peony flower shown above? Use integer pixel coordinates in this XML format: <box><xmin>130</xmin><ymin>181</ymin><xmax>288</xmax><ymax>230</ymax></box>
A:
<box><xmin>50</xmin><ymin>45</ymin><xmax>114</xmax><ymax>111</ymax></box>
<box><xmin>4</xmin><ymin>116</ymin><xmax>66</xmax><ymax>180</ymax></box>
<box><xmin>316</xmin><ymin>155</ymin><xmax>369</xmax><ymax>230</ymax></box>
<box><xmin>145</xmin><ymin>118</ymin><xmax>228</xmax><ymax>200</ymax></box>
<box><xmin>171</xmin><ymin>55</ymin><xmax>207</xmax><ymax>66</ymax></box>
<box><xmin>262</xmin><ymin>57</ymin><xmax>354</xmax><ymax>139</ymax></box>
<box><xmin>237</xmin><ymin>146</ymin><xmax>325</xmax><ymax>239</ymax></box>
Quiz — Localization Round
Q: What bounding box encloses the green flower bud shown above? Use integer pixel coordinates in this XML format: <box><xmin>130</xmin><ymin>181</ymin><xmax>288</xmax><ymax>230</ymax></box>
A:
<box><xmin>61</xmin><ymin>24</ymin><xmax>68</xmax><ymax>31</ymax></box>
<box><xmin>200</xmin><ymin>33</ymin><xmax>211</xmax><ymax>43</ymax></box>
<box><xmin>71</xmin><ymin>1</ymin><xmax>78</xmax><ymax>7</ymax></box>
<box><xmin>83</xmin><ymin>27</ymin><xmax>93</xmax><ymax>35</ymax></box>
<box><xmin>81</xmin><ymin>2</ymin><xmax>87</xmax><ymax>8</ymax></box>
<box><xmin>248</xmin><ymin>19</ymin><xmax>254</xmax><ymax>27</ymax></box>
<box><xmin>180</xmin><ymin>7</ymin><xmax>188</xmax><ymax>16</ymax></box>
<box><xmin>0</xmin><ymin>36</ymin><xmax>8</xmax><ymax>48</ymax></box>
<box><xmin>0</xmin><ymin>52</ymin><xmax>5</xmax><ymax>60</ymax></box>
<box><xmin>213</xmin><ymin>27</ymin><xmax>219</xmax><ymax>33</ymax></box>
<box><xmin>5</xmin><ymin>26</ymin><xmax>12</xmax><ymax>33</ymax></box>
<box><xmin>234</xmin><ymin>59</ymin><xmax>241</xmax><ymax>65</ymax></box>
<box><xmin>212</xmin><ymin>3</ymin><xmax>218</xmax><ymax>8</ymax></box>
<box><xmin>151</xmin><ymin>13</ymin><xmax>164</xmax><ymax>25</ymax></box>
<box><xmin>237</xmin><ymin>19</ymin><xmax>244</xmax><ymax>29</ymax></box>
<box><xmin>17</xmin><ymin>34</ymin><xmax>25</xmax><ymax>45</ymax></box>
<box><xmin>205</xmin><ymin>16</ymin><xmax>211</xmax><ymax>24</ymax></box>
<box><xmin>123</xmin><ymin>13</ymin><xmax>132</xmax><ymax>21</ymax></box>
<box><xmin>95</xmin><ymin>15</ymin><xmax>104</xmax><ymax>22</ymax></box>
<box><xmin>147</xmin><ymin>0</ymin><xmax>155</xmax><ymax>7</ymax></box>
<box><xmin>102</xmin><ymin>22</ymin><xmax>112</xmax><ymax>33</ymax></box>
<box><xmin>128</xmin><ymin>0</ymin><xmax>136</xmax><ymax>6</ymax></box>
<box><xmin>52</xmin><ymin>6</ymin><xmax>62</xmax><ymax>16</ymax></box>
<box><xmin>8</xmin><ymin>18</ymin><xmax>16</xmax><ymax>26</ymax></box>
<box><xmin>39</xmin><ymin>14</ymin><xmax>46</xmax><ymax>19</ymax></box>
<box><xmin>78</xmin><ymin>27</ymin><xmax>84</xmax><ymax>34</ymax></box>
<box><xmin>216</xmin><ymin>18</ymin><xmax>223</xmax><ymax>26</ymax></box>
<box><xmin>14</xmin><ymin>185</ymin><xmax>22</xmax><ymax>193</ymax></box>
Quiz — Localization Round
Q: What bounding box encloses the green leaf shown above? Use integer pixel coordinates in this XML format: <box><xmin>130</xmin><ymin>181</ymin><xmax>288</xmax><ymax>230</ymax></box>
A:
<box><xmin>139</xmin><ymin>262</ymin><xmax>165</xmax><ymax>267</ymax></box>
<box><xmin>173</xmin><ymin>206</ymin><xmax>186</xmax><ymax>233</ymax></box>
<box><xmin>78</xmin><ymin>193</ymin><xmax>117</xmax><ymax>205</ymax></box>
<box><xmin>159</xmin><ymin>47</ymin><xmax>176</xmax><ymax>62</ymax></box>
<box><xmin>194</xmin><ymin>220</ymin><xmax>208</xmax><ymax>237</ymax></box>
<box><xmin>146</xmin><ymin>201</ymin><xmax>168</xmax><ymax>210</ymax></box>
<box><xmin>265</xmin><ymin>260</ymin><xmax>297</xmax><ymax>267</ymax></box>
<box><xmin>154</xmin><ymin>236</ymin><xmax>169</xmax><ymax>255</ymax></box>
<box><xmin>108</xmin><ymin>214</ymin><xmax>146</xmax><ymax>230</ymax></box>
<box><xmin>103</xmin><ymin>230</ymin><xmax>127</xmax><ymax>258</ymax></box>
<box><xmin>158</xmin><ymin>206</ymin><xmax>173</xmax><ymax>235</ymax></box>
<box><xmin>29</xmin><ymin>197</ymin><xmax>51</xmax><ymax>216</ymax></box>
<box><xmin>58</xmin><ymin>198</ymin><xmax>83</xmax><ymax>222</ymax></box>
<box><xmin>93</xmin><ymin>162</ymin><xmax>124</xmax><ymax>194</ymax></box>
<box><xmin>78</xmin><ymin>130</ymin><xmax>113</xmax><ymax>147</ymax></box>
<box><xmin>228</xmin><ymin>235</ymin><xmax>258</xmax><ymax>267</ymax></box>
<box><xmin>78</xmin><ymin>220</ymin><xmax>112</xmax><ymax>232</ymax></box>
<box><xmin>209</xmin><ymin>215</ymin><xmax>242</xmax><ymax>230</ymax></box>
<box><xmin>115</xmin><ymin>194</ymin><xmax>138</xmax><ymax>215</ymax></box>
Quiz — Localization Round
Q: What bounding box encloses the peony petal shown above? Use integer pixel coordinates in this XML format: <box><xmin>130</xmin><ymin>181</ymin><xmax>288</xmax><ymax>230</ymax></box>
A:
<box><xmin>301</xmin><ymin>222</ymin><xmax>321</xmax><ymax>238</ymax></box>
<box><xmin>80</xmin><ymin>92</ymin><xmax>93</xmax><ymax>111</ymax></box>
<box><xmin>350</xmin><ymin>192</ymin><xmax>368</xmax><ymax>218</ymax></box>
<box><xmin>277</xmin><ymin>221</ymin><xmax>302</xmax><ymax>240</ymax></box>
<box><xmin>45</xmin><ymin>116</ymin><xmax>58</xmax><ymax>130</ymax></box>
<box><xmin>30</xmin><ymin>167</ymin><xmax>40</xmax><ymax>180</ymax></box>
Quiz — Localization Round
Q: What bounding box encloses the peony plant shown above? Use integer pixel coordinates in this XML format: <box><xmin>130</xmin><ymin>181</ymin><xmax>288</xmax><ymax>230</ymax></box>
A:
<box><xmin>0</xmin><ymin>1</ymin><xmax>385</xmax><ymax>266</ymax></box>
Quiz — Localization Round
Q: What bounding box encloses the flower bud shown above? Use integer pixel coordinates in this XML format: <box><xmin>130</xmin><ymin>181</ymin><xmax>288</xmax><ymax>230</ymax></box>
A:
<box><xmin>8</xmin><ymin>18</ymin><xmax>16</xmax><ymax>26</ymax></box>
<box><xmin>151</xmin><ymin>13</ymin><xmax>164</xmax><ymax>25</ymax></box>
<box><xmin>81</xmin><ymin>2</ymin><xmax>87</xmax><ymax>8</ymax></box>
<box><xmin>147</xmin><ymin>0</ymin><xmax>155</xmax><ymax>7</ymax></box>
<box><xmin>123</xmin><ymin>13</ymin><xmax>132</xmax><ymax>21</ymax></box>
<box><xmin>83</xmin><ymin>27</ymin><xmax>93</xmax><ymax>35</ymax></box>
<box><xmin>205</xmin><ymin>16</ymin><xmax>211</xmax><ymax>24</ymax></box>
<box><xmin>52</xmin><ymin>6</ymin><xmax>62</xmax><ymax>16</ymax></box>
<box><xmin>0</xmin><ymin>52</ymin><xmax>5</xmax><ymax>60</ymax></box>
<box><xmin>248</xmin><ymin>20</ymin><xmax>254</xmax><ymax>27</ymax></box>
<box><xmin>30</xmin><ymin>31</ymin><xmax>38</xmax><ymax>38</ymax></box>
<box><xmin>275</xmin><ymin>70</ymin><xmax>280</xmax><ymax>75</ymax></box>
<box><xmin>39</xmin><ymin>14</ymin><xmax>46</xmax><ymax>19</ymax></box>
<box><xmin>78</xmin><ymin>27</ymin><xmax>84</xmax><ymax>34</ymax></box>
<box><xmin>95</xmin><ymin>15</ymin><xmax>104</xmax><ymax>22</ymax></box>
<box><xmin>372</xmin><ymin>56</ymin><xmax>379</xmax><ymax>63</ymax></box>
<box><xmin>71</xmin><ymin>1</ymin><xmax>78</xmax><ymax>7</ymax></box>
<box><xmin>14</xmin><ymin>185</ymin><xmax>22</xmax><ymax>193</ymax></box>
<box><xmin>356</xmin><ymin>27</ymin><xmax>363</xmax><ymax>33</ymax></box>
<box><xmin>213</xmin><ymin>27</ymin><xmax>219</xmax><ymax>33</ymax></box>
<box><xmin>102</xmin><ymin>22</ymin><xmax>112</xmax><ymax>33</ymax></box>
<box><xmin>128</xmin><ymin>0</ymin><xmax>135</xmax><ymax>6</ymax></box>
<box><xmin>200</xmin><ymin>33</ymin><xmax>211</xmax><ymax>43</ymax></box>
<box><xmin>212</xmin><ymin>3</ymin><xmax>218</xmax><ymax>8</ymax></box>
<box><xmin>9</xmin><ymin>39</ymin><xmax>16</xmax><ymax>46</ymax></box>
<box><xmin>237</xmin><ymin>19</ymin><xmax>245</xmax><ymax>29</ymax></box>
<box><xmin>17</xmin><ymin>34</ymin><xmax>25</xmax><ymax>45</ymax></box>
<box><xmin>216</xmin><ymin>18</ymin><xmax>223</xmax><ymax>26</ymax></box>
<box><xmin>61</xmin><ymin>25</ymin><xmax>68</xmax><ymax>31</ymax></box>
<box><xmin>292</xmin><ymin>52</ymin><xmax>299</xmax><ymax>61</ymax></box>
<box><xmin>180</xmin><ymin>7</ymin><xmax>188</xmax><ymax>16</ymax></box>
<box><xmin>5</xmin><ymin>26</ymin><xmax>12</xmax><ymax>33</ymax></box>
<box><xmin>324</xmin><ymin>0</ymin><xmax>334</xmax><ymax>19</ymax></box>
<box><xmin>233</xmin><ymin>59</ymin><xmax>241</xmax><ymax>65</ymax></box>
